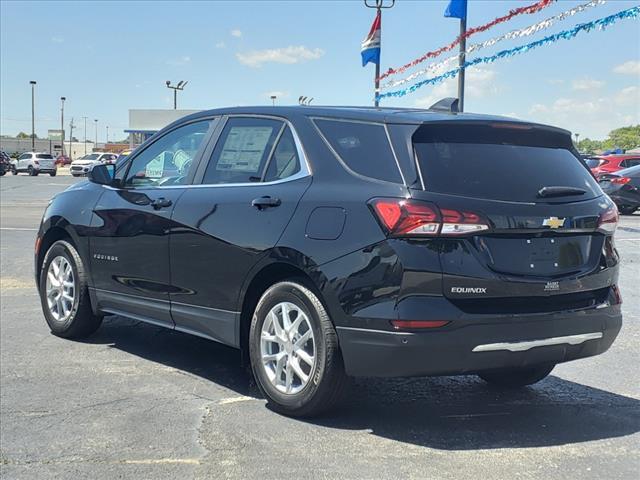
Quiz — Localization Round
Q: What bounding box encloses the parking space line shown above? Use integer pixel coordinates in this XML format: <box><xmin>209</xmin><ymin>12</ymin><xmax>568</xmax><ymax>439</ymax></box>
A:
<box><xmin>0</xmin><ymin>227</ymin><xmax>38</xmax><ymax>231</ymax></box>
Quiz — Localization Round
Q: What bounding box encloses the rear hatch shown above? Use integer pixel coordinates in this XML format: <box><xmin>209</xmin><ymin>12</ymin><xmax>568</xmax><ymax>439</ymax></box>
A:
<box><xmin>409</xmin><ymin>121</ymin><xmax>617</xmax><ymax>307</ymax></box>
<box><xmin>36</xmin><ymin>153</ymin><xmax>55</xmax><ymax>169</ymax></box>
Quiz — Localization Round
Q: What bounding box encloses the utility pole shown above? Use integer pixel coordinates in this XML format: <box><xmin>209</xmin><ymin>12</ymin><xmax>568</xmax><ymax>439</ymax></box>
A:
<box><xmin>165</xmin><ymin>80</ymin><xmax>188</xmax><ymax>109</ymax></box>
<box><xmin>82</xmin><ymin>116</ymin><xmax>88</xmax><ymax>155</ymax></box>
<box><xmin>60</xmin><ymin>97</ymin><xmax>66</xmax><ymax>156</ymax></box>
<box><xmin>94</xmin><ymin>119</ymin><xmax>98</xmax><ymax>148</ymax></box>
<box><xmin>29</xmin><ymin>81</ymin><xmax>36</xmax><ymax>151</ymax></box>
<box><xmin>106</xmin><ymin>126</ymin><xmax>109</xmax><ymax>145</ymax></box>
<box><xmin>363</xmin><ymin>1</ymin><xmax>394</xmax><ymax>107</ymax></box>
<box><xmin>68</xmin><ymin>118</ymin><xmax>74</xmax><ymax>161</ymax></box>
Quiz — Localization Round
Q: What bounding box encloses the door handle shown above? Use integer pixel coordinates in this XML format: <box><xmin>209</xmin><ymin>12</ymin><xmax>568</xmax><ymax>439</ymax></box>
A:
<box><xmin>150</xmin><ymin>197</ymin><xmax>173</xmax><ymax>210</ymax></box>
<box><xmin>251</xmin><ymin>196</ymin><xmax>281</xmax><ymax>210</ymax></box>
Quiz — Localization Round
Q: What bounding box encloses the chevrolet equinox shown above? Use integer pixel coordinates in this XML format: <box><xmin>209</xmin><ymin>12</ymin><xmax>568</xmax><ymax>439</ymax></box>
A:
<box><xmin>35</xmin><ymin>105</ymin><xmax>622</xmax><ymax>416</ymax></box>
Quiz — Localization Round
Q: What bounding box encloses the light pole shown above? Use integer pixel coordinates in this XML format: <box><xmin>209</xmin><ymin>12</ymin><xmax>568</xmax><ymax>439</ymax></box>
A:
<box><xmin>82</xmin><ymin>116</ymin><xmax>88</xmax><ymax>155</ymax></box>
<box><xmin>29</xmin><ymin>81</ymin><xmax>36</xmax><ymax>151</ymax></box>
<box><xmin>165</xmin><ymin>80</ymin><xmax>188</xmax><ymax>109</ymax></box>
<box><xmin>60</xmin><ymin>97</ymin><xmax>66</xmax><ymax>156</ymax></box>
<box><xmin>270</xmin><ymin>95</ymin><xmax>276</xmax><ymax>106</ymax></box>
<box><xmin>94</xmin><ymin>119</ymin><xmax>98</xmax><ymax>148</ymax></box>
<box><xmin>106</xmin><ymin>126</ymin><xmax>109</xmax><ymax>145</ymax></box>
<box><xmin>68</xmin><ymin>118</ymin><xmax>74</xmax><ymax>161</ymax></box>
<box><xmin>574</xmin><ymin>133</ymin><xmax>580</xmax><ymax>147</ymax></box>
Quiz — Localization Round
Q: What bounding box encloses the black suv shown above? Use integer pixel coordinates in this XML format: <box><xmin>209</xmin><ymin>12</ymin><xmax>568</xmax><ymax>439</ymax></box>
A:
<box><xmin>35</xmin><ymin>105</ymin><xmax>622</xmax><ymax>416</ymax></box>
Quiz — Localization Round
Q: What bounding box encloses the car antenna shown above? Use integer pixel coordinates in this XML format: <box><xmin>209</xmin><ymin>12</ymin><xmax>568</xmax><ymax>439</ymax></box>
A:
<box><xmin>429</xmin><ymin>97</ymin><xmax>459</xmax><ymax>113</ymax></box>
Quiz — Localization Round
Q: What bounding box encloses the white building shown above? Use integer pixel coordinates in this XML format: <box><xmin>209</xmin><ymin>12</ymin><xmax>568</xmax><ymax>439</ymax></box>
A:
<box><xmin>126</xmin><ymin>109</ymin><xmax>200</xmax><ymax>147</ymax></box>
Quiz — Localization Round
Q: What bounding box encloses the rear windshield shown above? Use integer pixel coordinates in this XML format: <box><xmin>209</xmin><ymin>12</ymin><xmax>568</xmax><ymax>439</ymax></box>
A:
<box><xmin>36</xmin><ymin>154</ymin><xmax>53</xmax><ymax>159</ymax></box>
<box><xmin>413</xmin><ymin>124</ymin><xmax>601</xmax><ymax>202</ymax></box>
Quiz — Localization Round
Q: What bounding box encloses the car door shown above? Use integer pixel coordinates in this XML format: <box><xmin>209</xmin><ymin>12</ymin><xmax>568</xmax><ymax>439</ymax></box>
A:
<box><xmin>88</xmin><ymin>118</ymin><xmax>215</xmax><ymax>327</ymax></box>
<box><xmin>169</xmin><ymin>116</ymin><xmax>312</xmax><ymax>346</ymax></box>
<box><xmin>17</xmin><ymin>153</ymin><xmax>30</xmax><ymax>171</ymax></box>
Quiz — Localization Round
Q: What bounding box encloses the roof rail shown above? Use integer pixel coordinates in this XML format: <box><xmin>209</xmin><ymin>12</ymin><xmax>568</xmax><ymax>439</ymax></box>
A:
<box><xmin>428</xmin><ymin>97</ymin><xmax>459</xmax><ymax>113</ymax></box>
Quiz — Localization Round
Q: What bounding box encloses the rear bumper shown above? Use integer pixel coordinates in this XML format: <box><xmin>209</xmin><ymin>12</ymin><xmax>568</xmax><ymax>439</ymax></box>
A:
<box><xmin>337</xmin><ymin>305</ymin><xmax>622</xmax><ymax>377</ymax></box>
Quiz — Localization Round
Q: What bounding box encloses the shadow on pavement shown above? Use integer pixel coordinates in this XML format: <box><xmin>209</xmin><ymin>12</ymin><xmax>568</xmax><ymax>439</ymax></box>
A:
<box><xmin>85</xmin><ymin>315</ymin><xmax>640</xmax><ymax>451</ymax></box>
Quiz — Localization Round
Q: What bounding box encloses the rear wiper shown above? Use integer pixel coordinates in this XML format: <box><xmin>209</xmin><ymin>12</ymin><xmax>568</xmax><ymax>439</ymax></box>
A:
<box><xmin>537</xmin><ymin>186</ymin><xmax>587</xmax><ymax>198</ymax></box>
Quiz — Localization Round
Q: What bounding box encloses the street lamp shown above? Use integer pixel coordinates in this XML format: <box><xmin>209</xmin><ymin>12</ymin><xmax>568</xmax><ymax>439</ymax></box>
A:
<box><xmin>270</xmin><ymin>95</ymin><xmax>277</xmax><ymax>106</ymax></box>
<box><xmin>29</xmin><ymin>81</ymin><xmax>36</xmax><ymax>151</ymax></box>
<box><xmin>574</xmin><ymin>133</ymin><xmax>580</xmax><ymax>147</ymax></box>
<box><xmin>60</xmin><ymin>97</ymin><xmax>66</xmax><ymax>156</ymax></box>
<box><xmin>94</xmin><ymin>119</ymin><xmax>98</xmax><ymax>147</ymax></box>
<box><xmin>106</xmin><ymin>126</ymin><xmax>109</xmax><ymax>144</ymax></box>
<box><xmin>68</xmin><ymin>118</ymin><xmax>75</xmax><ymax>161</ymax></box>
<box><xmin>165</xmin><ymin>80</ymin><xmax>188</xmax><ymax>109</ymax></box>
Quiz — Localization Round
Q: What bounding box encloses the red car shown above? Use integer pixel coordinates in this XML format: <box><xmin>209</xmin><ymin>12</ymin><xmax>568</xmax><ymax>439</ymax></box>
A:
<box><xmin>55</xmin><ymin>155</ymin><xmax>71</xmax><ymax>166</ymax></box>
<box><xmin>590</xmin><ymin>154</ymin><xmax>640</xmax><ymax>179</ymax></box>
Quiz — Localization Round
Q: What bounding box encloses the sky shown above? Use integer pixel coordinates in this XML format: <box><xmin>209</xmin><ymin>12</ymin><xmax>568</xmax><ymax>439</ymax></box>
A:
<box><xmin>1</xmin><ymin>0</ymin><xmax>639</xmax><ymax>142</ymax></box>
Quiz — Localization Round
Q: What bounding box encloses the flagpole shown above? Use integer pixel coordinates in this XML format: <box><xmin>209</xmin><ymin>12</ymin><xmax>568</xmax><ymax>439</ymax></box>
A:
<box><xmin>365</xmin><ymin>0</ymin><xmax>394</xmax><ymax>108</ymax></box>
<box><xmin>457</xmin><ymin>15</ymin><xmax>467</xmax><ymax>112</ymax></box>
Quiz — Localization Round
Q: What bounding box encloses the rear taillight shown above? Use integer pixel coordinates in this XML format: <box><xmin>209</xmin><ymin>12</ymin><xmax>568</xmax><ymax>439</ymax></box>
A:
<box><xmin>33</xmin><ymin>160</ymin><xmax>39</xmax><ymax>165</ymax></box>
<box><xmin>369</xmin><ymin>198</ymin><xmax>490</xmax><ymax>237</ymax></box>
<box><xmin>611</xmin><ymin>176</ymin><xmax>631</xmax><ymax>185</ymax></box>
<box><xmin>597</xmin><ymin>206</ymin><xmax>618</xmax><ymax>234</ymax></box>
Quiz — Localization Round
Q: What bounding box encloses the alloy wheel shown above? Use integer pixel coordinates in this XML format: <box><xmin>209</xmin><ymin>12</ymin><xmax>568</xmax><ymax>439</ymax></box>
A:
<box><xmin>45</xmin><ymin>256</ymin><xmax>75</xmax><ymax>322</ymax></box>
<box><xmin>260</xmin><ymin>301</ymin><xmax>316</xmax><ymax>394</ymax></box>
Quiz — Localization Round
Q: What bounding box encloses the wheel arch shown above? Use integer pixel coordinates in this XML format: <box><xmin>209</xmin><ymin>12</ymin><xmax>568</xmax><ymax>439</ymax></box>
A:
<box><xmin>36</xmin><ymin>221</ymin><xmax>85</xmax><ymax>287</ymax></box>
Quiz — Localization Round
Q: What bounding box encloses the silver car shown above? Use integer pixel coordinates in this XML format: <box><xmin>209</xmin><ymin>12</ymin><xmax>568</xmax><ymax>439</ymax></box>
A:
<box><xmin>70</xmin><ymin>153</ymin><xmax>118</xmax><ymax>177</ymax></box>
<box><xmin>12</xmin><ymin>152</ymin><xmax>57</xmax><ymax>176</ymax></box>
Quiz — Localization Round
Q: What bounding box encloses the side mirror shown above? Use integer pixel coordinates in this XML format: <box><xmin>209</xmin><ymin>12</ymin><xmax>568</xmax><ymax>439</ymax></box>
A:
<box><xmin>88</xmin><ymin>163</ymin><xmax>117</xmax><ymax>186</ymax></box>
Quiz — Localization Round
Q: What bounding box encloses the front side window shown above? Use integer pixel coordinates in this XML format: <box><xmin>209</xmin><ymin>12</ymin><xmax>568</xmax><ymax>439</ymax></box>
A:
<box><xmin>19</xmin><ymin>153</ymin><xmax>31</xmax><ymax>160</ymax></box>
<box><xmin>202</xmin><ymin>117</ymin><xmax>283</xmax><ymax>185</ymax></box>
<box><xmin>124</xmin><ymin>120</ymin><xmax>211</xmax><ymax>187</ymax></box>
<box><xmin>313</xmin><ymin>119</ymin><xmax>402</xmax><ymax>184</ymax></box>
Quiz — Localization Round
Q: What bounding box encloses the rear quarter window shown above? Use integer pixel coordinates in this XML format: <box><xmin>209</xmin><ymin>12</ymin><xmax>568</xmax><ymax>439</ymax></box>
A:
<box><xmin>313</xmin><ymin>119</ymin><xmax>402</xmax><ymax>184</ymax></box>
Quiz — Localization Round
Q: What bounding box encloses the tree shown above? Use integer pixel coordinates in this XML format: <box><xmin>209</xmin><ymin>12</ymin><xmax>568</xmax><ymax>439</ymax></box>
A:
<box><xmin>603</xmin><ymin>125</ymin><xmax>640</xmax><ymax>151</ymax></box>
<box><xmin>577</xmin><ymin>138</ymin><xmax>603</xmax><ymax>154</ymax></box>
<box><xmin>16</xmin><ymin>131</ymin><xmax>38</xmax><ymax>139</ymax></box>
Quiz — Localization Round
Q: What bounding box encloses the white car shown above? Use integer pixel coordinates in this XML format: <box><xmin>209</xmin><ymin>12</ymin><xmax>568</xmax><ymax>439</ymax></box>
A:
<box><xmin>70</xmin><ymin>153</ymin><xmax>118</xmax><ymax>177</ymax></box>
<box><xmin>12</xmin><ymin>152</ymin><xmax>57</xmax><ymax>176</ymax></box>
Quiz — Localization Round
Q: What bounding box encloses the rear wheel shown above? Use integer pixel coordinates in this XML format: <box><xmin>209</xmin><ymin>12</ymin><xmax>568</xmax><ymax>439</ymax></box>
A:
<box><xmin>478</xmin><ymin>364</ymin><xmax>555</xmax><ymax>388</ymax></box>
<box><xmin>28</xmin><ymin>166</ymin><xmax>36</xmax><ymax>176</ymax></box>
<box><xmin>249</xmin><ymin>280</ymin><xmax>348</xmax><ymax>417</ymax></box>
<box><xmin>39</xmin><ymin>240</ymin><xmax>102</xmax><ymax>338</ymax></box>
<box><xmin>618</xmin><ymin>205</ymin><xmax>637</xmax><ymax>215</ymax></box>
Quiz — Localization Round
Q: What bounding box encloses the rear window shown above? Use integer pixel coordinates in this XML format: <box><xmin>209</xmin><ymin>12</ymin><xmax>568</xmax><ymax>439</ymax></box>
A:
<box><xmin>584</xmin><ymin>158</ymin><xmax>601</xmax><ymax>168</ymax></box>
<box><xmin>313</xmin><ymin>119</ymin><xmax>402</xmax><ymax>183</ymax></box>
<box><xmin>36</xmin><ymin>154</ymin><xmax>53</xmax><ymax>159</ymax></box>
<box><xmin>413</xmin><ymin>124</ymin><xmax>601</xmax><ymax>202</ymax></box>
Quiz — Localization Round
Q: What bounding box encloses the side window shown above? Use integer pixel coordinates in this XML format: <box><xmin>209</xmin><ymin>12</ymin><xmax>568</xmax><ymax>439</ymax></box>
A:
<box><xmin>313</xmin><ymin>119</ymin><xmax>402</xmax><ymax>183</ymax></box>
<box><xmin>124</xmin><ymin>120</ymin><xmax>211</xmax><ymax>187</ymax></box>
<box><xmin>626</xmin><ymin>159</ymin><xmax>640</xmax><ymax>168</ymax></box>
<box><xmin>19</xmin><ymin>153</ymin><xmax>30</xmax><ymax>160</ymax></box>
<box><xmin>264</xmin><ymin>127</ymin><xmax>301</xmax><ymax>182</ymax></box>
<box><xmin>202</xmin><ymin>117</ymin><xmax>283</xmax><ymax>185</ymax></box>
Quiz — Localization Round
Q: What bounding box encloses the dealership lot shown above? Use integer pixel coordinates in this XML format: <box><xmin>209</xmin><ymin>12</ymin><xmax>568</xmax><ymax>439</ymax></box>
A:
<box><xmin>1</xmin><ymin>175</ymin><xmax>638</xmax><ymax>479</ymax></box>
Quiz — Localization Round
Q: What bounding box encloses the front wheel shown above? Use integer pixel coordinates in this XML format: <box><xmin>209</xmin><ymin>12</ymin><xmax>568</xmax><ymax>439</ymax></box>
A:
<box><xmin>39</xmin><ymin>240</ymin><xmax>102</xmax><ymax>338</ymax></box>
<box><xmin>49</xmin><ymin>171</ymin><xmax>57</xmax><ymax>177</ymax></box>
<box><xmin>249</xmin><ymin>280</ymin><xmax>348</xmax><ymax>417</ymax></box>
<box><xmin>618</xmin><ymin>205</ymin><xmax>637</xmax><ymax>215</ymax></box>
<box><xmin>478</xmin><ymin>364</ymin><xmax>555</xmax><ymax>388</ymax></box>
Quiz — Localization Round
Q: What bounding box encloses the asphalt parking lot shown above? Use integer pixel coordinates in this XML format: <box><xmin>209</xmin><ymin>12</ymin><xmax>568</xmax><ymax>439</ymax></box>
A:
<box><xmin>1</xmin><ymin>174</ymin><xmax>639</xmax><ymax>480</ymax></box>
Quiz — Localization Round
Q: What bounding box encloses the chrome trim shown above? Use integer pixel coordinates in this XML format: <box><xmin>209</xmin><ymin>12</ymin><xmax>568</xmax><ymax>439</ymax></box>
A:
<box><xmin>336</xmin><ymin>326</ymin><xmax>414</xmax><ymax>336</ymax></box>
<box><xmin>472</xmin><ymin>332</ymin><xmax>603</xmax><ymax>353</ymax></box>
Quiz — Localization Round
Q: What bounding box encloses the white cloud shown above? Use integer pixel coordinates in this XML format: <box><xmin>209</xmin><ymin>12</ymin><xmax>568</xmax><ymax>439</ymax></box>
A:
<box><xmin>546</xmin><ymin>78</ymin><xmax>564</xmax><ymax>85</ymax></box>
<box><xmin>613</xmin><ymin>60</ymin><xmax>640</xmax><ymax>76</ymax></box>
<box><xmin>236</xmin><ymin>46</ymin><xmax>324</xmax><ymax>68</ymax></box>
<box><xmin>413</xmin><ymin>68</ymin><xmax>500</xmax><ymax>108</ymax></box>
<box><xmin>572</xmin><ymin>77</ymin><xmax>605</xmax><ymax>91</ymax></box>
<box><xmin>527</xmin><ymin>86</ymin><xmax>640</xmax><ymax>139</ymax></box>
<box><xmin>166</xmin><ymin>56</ymin><xmax>191</xmax><ymax>66</ymax></box>
<box><xmin>51</xmin><ymin>36</ymin><xmax>64</xmax><ymax>43</ymax></box>
<box><xmin>231</xmin><ymin>29</ymin><xmax>242</xmax><ymax>38</ymax></box>
<box><xmin>215</xmin><ymin>41</ymin><xmax>226</xmax><ymax>49</ymax></box>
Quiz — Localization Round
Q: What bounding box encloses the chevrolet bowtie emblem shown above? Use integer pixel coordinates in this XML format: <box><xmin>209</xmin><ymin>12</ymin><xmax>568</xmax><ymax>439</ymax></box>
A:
<box><xmin>542</xmin><ymin>217</ymin><xmax>566</xmax><ymax>229</ymax></box>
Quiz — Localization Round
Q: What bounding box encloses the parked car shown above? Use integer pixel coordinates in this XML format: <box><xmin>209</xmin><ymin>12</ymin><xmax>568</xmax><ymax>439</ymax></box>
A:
<box><xmin>591</xmin><ymin>154</ymin><xmax>640</xmax><ymax>179</ymax></box>
<box><xmin>12</xmin><ymin>152</ymin><xmax>57</xmax><ymax>176</ymax></box>
<box><xmin>599</xmin><ymin>164</ymin><xmax>640</xmax><ymax>215</ymax></box>
<box><xmin>55</xmin><ymin>155</ymin><xmax>71</xmax><ymax>166</ymax></box>
<box><xmin>0</xmin><ymin>151</ymin><xmax>11</xmax><ymax>176</ymax></box>
<box><xmin>35</xmin><ymin>105</ymin><xmax>622</xmax><ymax>416</ymax></box>
<box><xmin>70</xmin><ymin>152</ymin><xmax>118</xmax><ymax>176</ymax></box>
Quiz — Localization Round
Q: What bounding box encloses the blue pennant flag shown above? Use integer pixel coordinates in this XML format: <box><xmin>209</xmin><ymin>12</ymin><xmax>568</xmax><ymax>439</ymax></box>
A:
<box><xmin>444</xmin><ymin>0</ymin><xmax>467</xmax><ymax>20</ymax></box>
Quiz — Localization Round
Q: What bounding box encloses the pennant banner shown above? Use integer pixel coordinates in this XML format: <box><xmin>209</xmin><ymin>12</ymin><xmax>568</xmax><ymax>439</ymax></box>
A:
<box><xmin>377</xmin><ymin>6</ymin><xmax>640</xmax><ymax>100</ymax></box>
<box><xmin>378</xmin><ymin>0</ymin><xmax>555</xmax><ymax>81</ymax></box>
<box><xmin>382</xmin><ymin>0</ymin><xmax>606</xmax><ymax>90</ymax></box>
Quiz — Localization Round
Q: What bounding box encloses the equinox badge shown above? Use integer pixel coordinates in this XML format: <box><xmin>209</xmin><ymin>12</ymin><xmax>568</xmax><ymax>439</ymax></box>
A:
<box><xmin>542</xmin><ymin>217</ymin><xmax>566</xmax><ymax>229</ymax></box>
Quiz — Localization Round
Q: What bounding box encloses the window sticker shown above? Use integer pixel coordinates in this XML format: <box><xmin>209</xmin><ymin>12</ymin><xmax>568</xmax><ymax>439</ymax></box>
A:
<box><xmin>217</xmin><ymin>126</ymin><xmax>273</xmax><ymax>172</ymax></box>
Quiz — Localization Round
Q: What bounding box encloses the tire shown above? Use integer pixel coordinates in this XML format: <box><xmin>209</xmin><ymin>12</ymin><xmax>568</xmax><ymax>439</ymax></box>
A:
<box><xmin>28</xmin><ymin>166</ymin><xmax>37</xmax><ymax>176</ymax></box>
<box><xmin>0</xmin><ymin>171</ymin><xmax>5</xmax><ymax>176</ymax></box>
<box><xmin>49</xmin><ymin>171</ymin><xmax>57</xmax><ymax>177</ymax></box>
<box><xmin>249</xmin><ymin>280</ymin><xmax>348</xmax><ymax>417</ymax></box>
<box><xmin>39</xmin><ymin>240</ymin><xmax>102</xmax><ymax>338</ymax></box>
<box><xmin>12</xmin><ymin>167</ymin><xmax>18</xmax><ymax>175</ymax></box>
<box><xmin>618</xmin><ymin>205</ymin><xmax>637</xmax><ymax>215</ymax></box>
<box><xmin>478</xmin><ymin>364</ymin><xmax>555</xmax><ymax>388</ymax></box>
